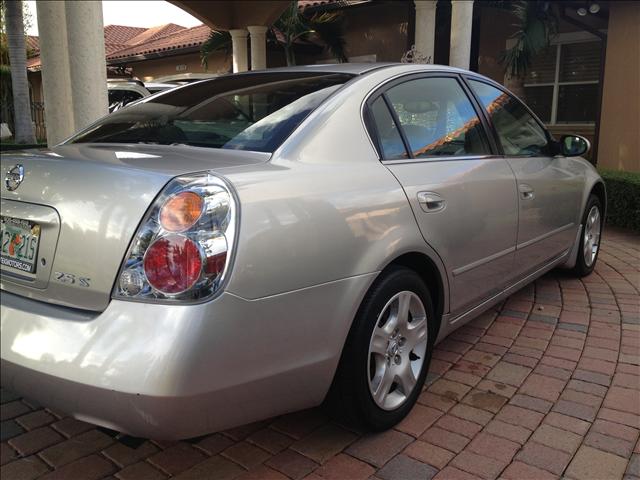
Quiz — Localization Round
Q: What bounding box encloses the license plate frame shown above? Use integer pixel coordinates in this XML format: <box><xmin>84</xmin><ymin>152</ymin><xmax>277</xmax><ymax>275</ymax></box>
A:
<box><xmin>1</xmin><ymin>216</ymin><xmax>41</xmax><ymax>274</ymax></box>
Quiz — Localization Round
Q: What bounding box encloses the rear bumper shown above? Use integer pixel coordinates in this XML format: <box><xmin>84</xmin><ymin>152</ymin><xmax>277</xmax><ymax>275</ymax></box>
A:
<box><xmin>0</xmin><ymin>273</ymin><xmax>374</xmax><ymax>439</ymax></box>
<box><xmin>2</xmin><ymin>358</ymin><xmax>254</xmax><ymax>439</ymax></box>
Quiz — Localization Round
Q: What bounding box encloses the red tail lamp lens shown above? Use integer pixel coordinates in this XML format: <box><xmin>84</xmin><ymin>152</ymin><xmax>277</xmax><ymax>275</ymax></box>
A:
<box><xmin>160</xmin><ymin>191</ymin><xmax>203</xmax><ymax>232</ymax></box>
<box><xmin>143</xmin><ymin>235</ymin><xmax>202</xmax><ymax>294</ymax></box>
<box><xmin>205</xmin><ymin>252</ymin><xmax>227</xmax><ymax>276</ymax></box>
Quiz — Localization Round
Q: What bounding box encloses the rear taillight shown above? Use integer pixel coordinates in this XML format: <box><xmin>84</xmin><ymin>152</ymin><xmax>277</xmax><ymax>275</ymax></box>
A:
<box><xmin>143</xmin><ymin>235</ymin><xmax>202</xmax><ymax>294</ymax></box>
<box><xmin>113</xmin><ymin>172</ymin><xmax>237</xmax><ymax>302</ymax></box>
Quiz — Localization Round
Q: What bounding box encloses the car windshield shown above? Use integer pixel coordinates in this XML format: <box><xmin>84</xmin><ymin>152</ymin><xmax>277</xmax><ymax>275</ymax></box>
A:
<box><xmin>70</xmin><ymin>72</ymin><xmax>354</xmax><ymax>153</ymax></box>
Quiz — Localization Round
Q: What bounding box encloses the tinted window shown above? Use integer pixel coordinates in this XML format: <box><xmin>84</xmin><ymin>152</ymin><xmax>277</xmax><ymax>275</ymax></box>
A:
<box><xmin>557</xmin><ymin>84</ymin><xmax>598</xmax><ymax>123</ymax></box>
<box><xmin>72</xmin><ymin>73</ymin><xmax>353</xmax><ymax>153</ymax></box>
<box><xmin>469</xmin><ymin>80</ymin><xmax>549</xmax><ymax>156</ymax></box>
<box><xmin>385</xmin><ymin>77</ymin><xmax>489</xmax><ymax>158</ymax></box>
<box><xmin>369</xmin><ymin>97</ymin><xmax>407</xmax><ymax>160</ymax></box>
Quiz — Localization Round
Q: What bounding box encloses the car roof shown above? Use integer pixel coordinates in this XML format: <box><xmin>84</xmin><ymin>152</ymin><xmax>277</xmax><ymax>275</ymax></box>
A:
<box><xmin>242</xmin><ymin>63</ymin><xmax>476</xmax><ymax>76</ymax></box>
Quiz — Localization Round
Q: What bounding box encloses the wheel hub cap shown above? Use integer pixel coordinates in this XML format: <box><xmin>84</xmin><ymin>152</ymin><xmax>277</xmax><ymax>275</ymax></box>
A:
<box><xmin>386</xmin><ymin>338</ymin><xmax>402</xmax><ymax>363</ymax></box>
<box><xmin>367</xmin><ymin>291</ymin><xmax>429</xmax><ymax>411</ymax></box>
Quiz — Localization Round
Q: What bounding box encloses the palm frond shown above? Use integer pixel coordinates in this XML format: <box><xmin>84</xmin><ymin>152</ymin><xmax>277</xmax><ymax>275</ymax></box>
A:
<box><xmin>308</xmin><ymin>12</ymin><xmax>347</xmax><ymax>63</ymax></box>
<box><xmin>500</xmin><ymin>1</ymin><xmax>557</xmax><ymax>78</ymax></box>
<box><xmin>201</xmin><ymin>0</ymin><xmax>348</xmax><ymax>68</ymax></box>
<box><xmin>200</xmin><ymin>30</ymin><xmax>231</xmax><ymax>69</ymax></box>
<box><xmin>275</xmin><ymin>1</ymin><xmax>308</xmax><ymax>42</ymax></box>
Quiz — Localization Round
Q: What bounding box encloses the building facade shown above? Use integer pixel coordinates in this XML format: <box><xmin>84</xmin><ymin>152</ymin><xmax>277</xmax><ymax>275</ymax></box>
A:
<box><xmin>27</xmin><ymin>0</ymin><xmax>639</xmax><ymax>171</ymax></box>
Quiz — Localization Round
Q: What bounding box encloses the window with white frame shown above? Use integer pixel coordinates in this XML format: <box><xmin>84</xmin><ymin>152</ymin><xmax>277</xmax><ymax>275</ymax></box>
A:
<box><xmin>523</xmin><ymin>35</ymin><xmax>603</xmax><ymax>125</ymax></box>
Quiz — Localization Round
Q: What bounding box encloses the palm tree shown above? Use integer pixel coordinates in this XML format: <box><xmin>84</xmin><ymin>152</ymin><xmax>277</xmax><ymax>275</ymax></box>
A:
<box><xmin>273</xmin><ymin>1</ymin><xmax>347</xmax><ymax>66</ymax></box>
<box><xmin>201</xmin><ymin>1</ymin><xmax>347</xmax><ymax>69</ymax></box>
<box><xmin>498</xmin><ymin>1</ymin><xmax>558</xmax><ymax>100</ymax></box>
<box><xmin>3</xmin><ymin>0</ymin><xmax>35</xmax><ymax>143</ymax></box>
<box><xmin>200</xmin><ymin>30</ymin><xmax>231</xmax><ymax>70</ymax></box>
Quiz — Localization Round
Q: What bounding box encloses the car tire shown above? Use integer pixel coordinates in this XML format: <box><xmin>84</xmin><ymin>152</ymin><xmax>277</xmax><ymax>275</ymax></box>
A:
<box><xmin>571</xmin><ymin>194</ymin><xmax>603</xmax><ymax>277</ymax></box>
<box><xmin>328</xmin><ymin>266</ymin><xmax>436</xmax><ymax>431</ymax></box>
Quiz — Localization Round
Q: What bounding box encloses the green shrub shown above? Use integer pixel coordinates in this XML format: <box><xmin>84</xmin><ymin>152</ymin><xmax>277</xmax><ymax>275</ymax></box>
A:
<box><xmin>599</xmin><ymin>169</ymin><xmax>640</xmax><ymax>231</ymax></box>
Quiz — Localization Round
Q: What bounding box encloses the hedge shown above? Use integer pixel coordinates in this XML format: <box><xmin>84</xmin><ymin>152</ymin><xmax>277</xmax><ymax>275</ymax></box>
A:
<box><xmin>599</xmin><ymin>169</ymin><xmax>640</xmax><ymax>231</ymax></box>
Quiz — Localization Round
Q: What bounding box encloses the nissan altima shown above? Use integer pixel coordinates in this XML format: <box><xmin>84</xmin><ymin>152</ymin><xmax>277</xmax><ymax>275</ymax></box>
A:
<box><xmin>0</xmin><ymin>64</ymin><xmax>605</xmax><ymax>439</ymax></box>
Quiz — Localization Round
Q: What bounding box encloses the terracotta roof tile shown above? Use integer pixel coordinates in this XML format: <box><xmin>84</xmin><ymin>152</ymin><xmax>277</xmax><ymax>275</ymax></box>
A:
<box><xmin>107</xmin><ymin>24</ymin><xmax>211</xmax><ymax>60</ymax></box>
<box><xmin>26</xmin><ymin>56</ymin><xmax>41</xmax><ymax>70</ymax></box>
<box><xmin>26</xmin><ymin>35</ymin><xmax>39</xmax><ymax>54</ymax></box>
<box><xmin>27</xmin><ymin>23</ymin><xmax>211</xmax><ymax>70</ymax></box>
<box><xmin>125</xmin><ymin>23</ymin><xmax>186</xmax><ymax>45</ymax></box>
<box><xmin>105</xmin><ymin>43</ymin><xmax>132</xmax><ymax>56</ymax></box>
<box><xmin>103</xmin><ymin>25</ymin><xmax>148</xmax><ymax>44</ymax></box>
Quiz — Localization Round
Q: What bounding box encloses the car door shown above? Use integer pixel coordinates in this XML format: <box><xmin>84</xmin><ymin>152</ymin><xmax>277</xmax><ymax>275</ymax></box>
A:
<box><xmin>366</xmin><ymin>74</ymin><xmax>519</xmax><ymax>316</ymax></box>
<box><xmin>466</xmin><ymin>79</ymin><xmax>583</xmax><ymax>276</ymax></box>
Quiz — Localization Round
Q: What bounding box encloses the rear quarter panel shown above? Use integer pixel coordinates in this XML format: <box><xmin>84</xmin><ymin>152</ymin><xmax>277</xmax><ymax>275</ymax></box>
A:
<box><xmin>223</xmin><ymin>68</ymin><xmax>449</xmax><ymax>307</ymax></box>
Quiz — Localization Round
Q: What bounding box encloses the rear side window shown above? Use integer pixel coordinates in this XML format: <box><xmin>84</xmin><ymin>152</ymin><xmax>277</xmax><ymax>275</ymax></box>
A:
<box><xmin>71</xmin><ymin>73</ymin><xmax>353</xmax><ymax>153</ymax></box>
<box><xmin>468</xmin><ymin>80</ymin><xmax>549</xmax><ymax>156</ymax></box>
<box><xmin>384</xmin><ymin>77</ymin><xmax>490</xmax><ymax>158</ymax></box>
<box><xmin>369</xmin><ymin>97</ymin><xmax>407</xmax><ymax>160</ymax></box>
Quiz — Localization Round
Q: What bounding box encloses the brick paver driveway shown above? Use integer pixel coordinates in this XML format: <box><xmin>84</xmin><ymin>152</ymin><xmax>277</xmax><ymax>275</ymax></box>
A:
<box><xmin>1</xmin><ymin>227</ymin><xmax>638</xmax><ymax>480</ymax></box>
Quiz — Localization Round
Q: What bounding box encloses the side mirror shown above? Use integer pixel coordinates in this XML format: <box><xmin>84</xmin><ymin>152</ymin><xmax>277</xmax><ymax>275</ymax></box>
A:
<box><xmin>560</xmin><ymin>135</ymin><xmax>590</xmax><ymax>157</ymax></box>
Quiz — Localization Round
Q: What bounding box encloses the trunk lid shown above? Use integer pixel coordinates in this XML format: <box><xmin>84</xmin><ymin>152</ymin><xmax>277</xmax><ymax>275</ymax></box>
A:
<box><xmin>0</xmin><ymin>143</ymin><xmax>268</xmax><ymax>311</ymax></box>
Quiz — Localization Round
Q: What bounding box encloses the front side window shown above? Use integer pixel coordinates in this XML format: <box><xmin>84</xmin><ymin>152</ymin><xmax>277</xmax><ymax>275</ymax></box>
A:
<box><xmin>72</xmin><ymin>73</ymin><xmax>353</xmax><ymax>153</ymax></box>
<box><xmin>384</xmin><ymin>77</ymin><xmax>490</xmax><ymax>158</ymax></box>
<box><xmin>469</xmin><ymin>80</ymin><xmax>549</xmax><ymax>156</ymax></box>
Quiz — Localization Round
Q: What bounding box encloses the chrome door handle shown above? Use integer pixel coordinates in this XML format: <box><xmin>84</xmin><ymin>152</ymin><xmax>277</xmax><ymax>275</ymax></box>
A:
<box><xmin>417</xmin><ymin>192</ymin><xmax>445</xmax><ymax>212</ymax></box>
<box><xmin>519</xmin><ymin>184</ymin><xmax>535</xmax><ymax>200</ymax></box>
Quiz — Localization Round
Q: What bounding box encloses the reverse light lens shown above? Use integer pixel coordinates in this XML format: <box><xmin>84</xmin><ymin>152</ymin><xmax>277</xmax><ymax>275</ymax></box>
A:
<box><xmin>119</xmin><ymin>269</ymin><xmax>145</xmax><ymax>296</ymax></box>
<box><xmin>143</xmin><ymin>235</ymin><xmax>202</xmax><ymax>294</ymax></box>
<box><xmin>160</xmin><ymin>191</ymin><xmax>203</xmax><ymax>232</ymax></box>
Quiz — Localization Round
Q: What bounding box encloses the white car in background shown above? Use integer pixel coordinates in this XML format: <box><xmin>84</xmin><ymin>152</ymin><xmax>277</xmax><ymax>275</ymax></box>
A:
<box><xmin>107</xmin><ymin>80</ymin><xmax>151</xmax><ymax>112</ymax></box>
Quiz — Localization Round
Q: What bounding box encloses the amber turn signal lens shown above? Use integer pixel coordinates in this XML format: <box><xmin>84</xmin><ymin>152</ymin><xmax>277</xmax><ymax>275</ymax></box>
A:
<box><xmin>159</xmin><ymin>191</ymin><xmax>203</xmax><ymax>232</ymax></box>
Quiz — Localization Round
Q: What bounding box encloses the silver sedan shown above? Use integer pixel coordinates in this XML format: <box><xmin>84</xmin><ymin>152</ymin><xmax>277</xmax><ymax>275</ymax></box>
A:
<box><xmin>0</xmin><ymin>64</ymin><xmax>605</xmax><ymax>439</ymax></box>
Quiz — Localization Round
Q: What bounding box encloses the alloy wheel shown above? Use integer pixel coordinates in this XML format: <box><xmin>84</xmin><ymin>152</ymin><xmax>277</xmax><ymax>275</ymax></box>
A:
<box><xmin>584</xmin><ymin>205</ymin><xmax>601</xmax><ymax>267</ymax></box>
<box><xmin>367</xmin><ymin>291</ymin><xmax>428</xmax><ymax>410</ymax></box>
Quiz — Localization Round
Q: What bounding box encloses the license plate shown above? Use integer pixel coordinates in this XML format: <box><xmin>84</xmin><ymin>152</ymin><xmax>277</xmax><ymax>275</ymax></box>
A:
<box><xmin>1</xmin><ymin>216</ymin><xmax>41</xmax><ymax>273</ymax></box>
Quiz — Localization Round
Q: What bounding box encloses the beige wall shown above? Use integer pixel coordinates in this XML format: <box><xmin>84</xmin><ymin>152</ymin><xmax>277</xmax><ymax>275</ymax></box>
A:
<box><xmin>117</xmin><ymin>51</ymin><xmax>230</xmax><ymax>82</ymax></box>
<box><xmin>598</xmin><ymin>2</ymin><xmax>640</xmax><ymax>172</ymax></box>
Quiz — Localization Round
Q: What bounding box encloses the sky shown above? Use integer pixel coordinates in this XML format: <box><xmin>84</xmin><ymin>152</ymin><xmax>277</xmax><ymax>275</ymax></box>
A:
<box><xmin>24</xmin><ymin>1</ymin><xmax>203</xmax><ymax>36</ymax></box>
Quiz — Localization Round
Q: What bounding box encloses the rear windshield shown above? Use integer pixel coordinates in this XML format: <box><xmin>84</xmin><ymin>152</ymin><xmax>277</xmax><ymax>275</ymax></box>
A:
<box><xmin>70</xmin><ymin>72</ymin><xmax>354</xmax><ymax>153</ymax></box>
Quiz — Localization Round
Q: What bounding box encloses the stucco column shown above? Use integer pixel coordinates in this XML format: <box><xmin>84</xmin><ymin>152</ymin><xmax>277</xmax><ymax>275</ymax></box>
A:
<box><xmin>65</xmin><ymin>1</ymin><xmax>108</xmax><ymax>131</ymax></box>
<box><xmin>229</xmin><ymin>29</ymin><xmax>249</xmax><ymax>73</ymax></box>
<box><xmin>36</xmin><ymin>1</ymin><xmax>74</xmax><ymax>145</ymax></box>
<box><xmin>414</xmin><ymin>1</ymin><xmax>437</xmax><ymax>62</ymax></box>
<box><xmin>247</xmin><ymin>25</ymin><xmax>268</xmax><ymax>70</ymax></box>
<box><xmin>450</xmin><ymin>0</ymin><xmax>474</xmax><ymax>69</ymax></box>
